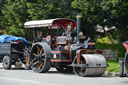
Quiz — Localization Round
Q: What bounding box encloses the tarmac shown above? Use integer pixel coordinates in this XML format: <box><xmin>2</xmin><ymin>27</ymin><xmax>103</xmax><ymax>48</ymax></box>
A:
<box><xmin>0</xmin><ymin>63</ymin><xmax>123</xmax><ymax>77</ymax></box>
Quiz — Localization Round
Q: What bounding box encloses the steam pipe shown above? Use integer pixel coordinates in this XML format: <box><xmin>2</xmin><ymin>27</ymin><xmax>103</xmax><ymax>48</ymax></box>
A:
<box><xmin>76</xmin><ymin>15</ymin><xmax>82</xmax><ymax>44</ymax></box>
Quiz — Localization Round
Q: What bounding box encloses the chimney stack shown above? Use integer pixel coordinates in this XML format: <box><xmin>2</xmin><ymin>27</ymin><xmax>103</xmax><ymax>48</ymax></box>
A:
<box><xmin>76</xmin><ymin>14</ymin><xmax>82</xmax><ymax>44</ymax></box>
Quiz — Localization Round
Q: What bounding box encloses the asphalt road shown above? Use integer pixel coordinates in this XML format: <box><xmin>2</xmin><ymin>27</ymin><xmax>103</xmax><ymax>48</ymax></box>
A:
<box><xmin>0</xmin><ymin>65</ymin><xmax>128</xmax><ymax>85</ymax></box>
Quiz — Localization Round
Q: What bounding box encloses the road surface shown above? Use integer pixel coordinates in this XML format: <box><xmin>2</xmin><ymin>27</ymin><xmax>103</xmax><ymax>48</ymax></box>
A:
<box><xmin>0</xmin><ymin>65</ymin><xmax>128</xmax><ymax>85</ymax></box>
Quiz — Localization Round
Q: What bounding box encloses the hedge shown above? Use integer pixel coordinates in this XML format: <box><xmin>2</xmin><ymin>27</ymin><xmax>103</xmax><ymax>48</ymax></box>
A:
<box><xmin>96</xmin><ymin>43</ymin><xmax>126</xmax><ymax>61</ymax></box>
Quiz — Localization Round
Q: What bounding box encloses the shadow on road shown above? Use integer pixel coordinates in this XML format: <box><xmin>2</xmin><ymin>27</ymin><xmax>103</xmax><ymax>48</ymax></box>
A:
<box><xmin>0</xmin><ymin>66</ymin><xmax>26</xmax><ymax>70</ymax></box>
<box><xmin>122</xmin><ymin>81</ymin><xmax>128</xmax><ymax>83</ymax></box>
<box><xmin>47</xmin><ymin>70</ymin><xmax>74</xmax><ymax>75</ymax></box>
<box><xmin>0</xmin><ymin>67</ymin><xmax>3</xmax><ymax>69</ymax></box>
<box><xmin>84</xmin><ymin>75</ymin><xmax>113</xmax><ymax>78</ymax></box>
<box><xmin>10</xmin><ymin>68</ymin><xmax>25</xmax><ymax>70</ymax></box>
<box><xmin>47</xmin><ymin>70</ymin><xmax>115</xmax><ymax>77</ymax></box>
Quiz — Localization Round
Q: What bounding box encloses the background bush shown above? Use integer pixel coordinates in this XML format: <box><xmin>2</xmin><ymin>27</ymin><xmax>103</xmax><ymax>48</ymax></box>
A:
<box><xmin>96</xmin><ymin>43</ymin><xmax>126</xmax><ymax>61</ymax></box>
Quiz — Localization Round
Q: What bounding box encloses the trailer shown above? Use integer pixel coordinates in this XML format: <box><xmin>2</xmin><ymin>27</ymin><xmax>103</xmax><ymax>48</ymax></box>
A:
<box><xmin>0</xmin><ymin>36</ymin><xmax>30</xmax><ymax>69</ymax></box>
<box><xmin>24</xmin><ymin>15</ymin><xmax>108</xmax><ymax>77</ymax></box>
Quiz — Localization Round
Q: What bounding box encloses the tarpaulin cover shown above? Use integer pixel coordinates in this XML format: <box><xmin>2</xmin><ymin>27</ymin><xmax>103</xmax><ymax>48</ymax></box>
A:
<box><xmin>0</xmin><ymin>35</ymin><xmax>29</xmax><ymax>44</ymax></box>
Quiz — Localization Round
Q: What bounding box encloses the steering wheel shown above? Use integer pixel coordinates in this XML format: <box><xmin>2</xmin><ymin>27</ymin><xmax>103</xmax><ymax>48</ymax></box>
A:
<box><xmin>59</xmin><ymin>29</ymin><xmax>64</xmax><ymax>36</ymax></box>
<box><xmin>59</xmin><ymin>28</ymin><xmax>67</xmax><ymax>36</ymax></box>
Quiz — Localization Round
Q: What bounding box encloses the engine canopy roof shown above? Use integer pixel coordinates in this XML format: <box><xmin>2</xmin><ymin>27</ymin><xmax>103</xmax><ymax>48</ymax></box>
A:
<box><xmin>24</xmin><ymin>18</ymin><xmax>77</xmax><ymax>29</ymax></box>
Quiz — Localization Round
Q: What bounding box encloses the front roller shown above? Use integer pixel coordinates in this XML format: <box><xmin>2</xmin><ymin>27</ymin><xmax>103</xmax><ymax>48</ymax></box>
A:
<box><xmin>72</xmin><ymin>54</ymin><xmax>107</xmax><ymax>77</ymax></box>
<box><xmin>30</xmin><ymin>43</ymin><xmax>52</xmax><ymax>73</ymax></box>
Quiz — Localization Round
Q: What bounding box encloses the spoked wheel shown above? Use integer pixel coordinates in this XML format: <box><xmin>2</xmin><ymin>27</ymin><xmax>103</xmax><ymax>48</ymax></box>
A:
<box><xmin>56</xmin><ymin>66</ymin><xmax>73</xmax><ymax>73</ymax></box>
<box><xmin>73</xmin><ymin>56</ymin><xmax>86</xmax><ymax>77</ymax></box>
<box><xmin>30</xmin><ymin>43</ymin><xmax>52</xmax><ymax>73</ymax></box>
<box><xmin>3</xmin><ymin>56</ymin><xmax>12</xmax><ymax>70</ymax></box>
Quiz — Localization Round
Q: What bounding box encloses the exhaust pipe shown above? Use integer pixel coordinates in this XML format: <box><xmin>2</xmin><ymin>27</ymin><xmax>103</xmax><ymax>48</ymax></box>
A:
<box><xmin>76</xmin><ymin>15</ymin><xmax>82</xmax><ymax>44</ymax></box>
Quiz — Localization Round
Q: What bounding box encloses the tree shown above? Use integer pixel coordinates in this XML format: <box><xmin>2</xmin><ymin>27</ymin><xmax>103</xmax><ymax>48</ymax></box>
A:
<box><xmin>72</xmin><ymin>0</ymin><xmax>104</xmax><ymax>38</ymax></box>
<box><xmin>72</xmin><ymin>0</ymin><xmax>128</xmax><ymax>42</ymax></box>
<box><xmin>1</xmin><ymin>0</ymin><xmax>76</xmax><ymax>37</ymax></box>
<box><xmin>2</xmin><ymin>0</ymin><xmax>29</xmax><ymax>37</ymax></box>
<box><xmin>27</xmin><ymin>0</ymin><xmax>76</xmax><ymax>20</ymax></box>
<box><xmin>0</xmin><ymin>0</ymin><xmax>5</xmax><ymax>30</ymax></box>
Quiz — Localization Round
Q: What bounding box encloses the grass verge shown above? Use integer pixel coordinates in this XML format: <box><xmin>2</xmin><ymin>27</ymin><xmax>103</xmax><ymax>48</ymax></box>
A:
<box><xmin>106</xmin><ymin>60</ymin><xmax>120</xmax><ymax>72</ymax></box>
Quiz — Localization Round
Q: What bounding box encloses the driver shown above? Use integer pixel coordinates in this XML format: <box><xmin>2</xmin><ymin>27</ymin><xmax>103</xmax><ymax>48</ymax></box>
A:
<box><xmin>61</xmin><ymin>24</ymin><xmax>72</xmax><ymax>39</ymax></box>
<box><xmin>34</xmin><ymin>31</ymin><xmax>43</xmax><ymax>42</ymax></box>
<box><xmin>66</xmin><ymin>24</ymin><xmax>72</xmax><ymax>41</ymax></box>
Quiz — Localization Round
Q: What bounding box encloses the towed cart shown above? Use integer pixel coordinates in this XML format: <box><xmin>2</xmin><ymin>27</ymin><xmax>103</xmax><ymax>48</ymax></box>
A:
<box><xmin>0</xmin><ymin>35</ymin><xmax>30</xmax><ymax>69</ymax></box>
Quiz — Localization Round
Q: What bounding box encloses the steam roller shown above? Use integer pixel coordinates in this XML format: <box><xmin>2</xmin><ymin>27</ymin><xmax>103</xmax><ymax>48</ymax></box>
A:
<box><xmin>24</xmin><ymin>14</ymin><xmax>108</xmax><ymax>77</ymax></box>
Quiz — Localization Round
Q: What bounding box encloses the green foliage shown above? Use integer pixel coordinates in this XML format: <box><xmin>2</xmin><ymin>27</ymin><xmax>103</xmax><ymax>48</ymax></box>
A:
<box><xmin>72</xmin><ymin>0</ymin><xmax>128</xmax><ymax>41</ymax></box>
<box><xmin>0</xmin><ymin>0</ymin><xmax>76</xmax><ymax>37</ymax></box>
<box><xmin>96</xmin><ymin>35</ymin><xmax>118</xmax><ymax>44</ymax></box>
<box><xmin>0</xmin><ymin>1</ymin><xmax>5</xmax><ymax>29</ymax></box>
<box><xmin>106</xmin><ymin>60</ymin><xmax>120</xmax><ymax>72</ymax></box>
<box><xmin>27</xmin><ymin>0</ymin><xmax>76</xmax><ymax>20</ymax></box>
<box><xmin>96</xmin><ymin>43</ymin><xmax>126</xmax><ymax>60</ymax></box>
<box><xmin>2</xmin><ymin>0</ymin><xmax>28</xmax><ymax>36</ymax></box>
<box><xmin>0</xmin><ymin>0</ymin><xmax>127</xmax><ymax>43</ymax></box>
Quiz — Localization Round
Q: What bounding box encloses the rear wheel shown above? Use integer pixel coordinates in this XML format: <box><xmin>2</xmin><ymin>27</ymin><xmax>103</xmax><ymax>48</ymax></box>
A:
<box><xmin>3</xmin><ymin>56</ymin><xmax>12</xmax><ymax>69</ymax></box>
<box><xmin>30</xmin><ymin>43</ymin><xmax>52</xmax><ymax>73</ymax></box>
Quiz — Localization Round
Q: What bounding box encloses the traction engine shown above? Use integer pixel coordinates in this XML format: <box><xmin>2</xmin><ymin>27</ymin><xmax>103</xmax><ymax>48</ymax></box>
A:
<box><xmin>24</xmin><ymin>15</ymin><xmax>107</xmax><ymax>77</ymax></box>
